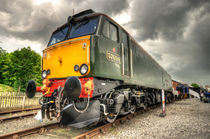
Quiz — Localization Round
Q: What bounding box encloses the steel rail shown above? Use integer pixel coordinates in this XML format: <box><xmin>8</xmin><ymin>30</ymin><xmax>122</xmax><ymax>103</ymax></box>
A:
<box><xmin>0</xmin><ymin>107</ymin><xmax>40</xmax><ymax>116</ymax></box>
<box><xmin>73</xmin><ymin>104</ymin><xmax>161</xmax><ymax>139</ymax></box>
<box><xmin>0</xmin><ymin>112</ymin><xmax>38</xmax><ymax>122</ymax></box>
<box><xmin>0</xmin><ymin>122</ymin><xmax>59</xmax><ymax>139</ymax></box>
<box><xmin>0</xmin><ymin>103</ymin><xmax>170</xmax><ymax>139</ymax></box>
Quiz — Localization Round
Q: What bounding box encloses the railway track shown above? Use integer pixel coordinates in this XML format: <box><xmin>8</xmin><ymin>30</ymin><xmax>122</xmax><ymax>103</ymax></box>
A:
<box><xmin>0</xmin><ymin>107</ymin><xmax>40</xmax><ymax>116</ymax></box>
<box><xmin>0</xmin><ymin>122</ymin><xmax>59</xmax><ymax>139</ymax></box>
<box><xmin>0</xmin><ymin>111</ymin><xmax>38</xmax><ymax>122</ymax></box>
<box><xmin>73</xmin><ymin>104</ymin><xmax>161</xmax><ymax>139</ymax></box>
<box><xmin>0</xmin><ymin>107</ymin><xmax>40</xmax><ymax>122</ymax></box>
<box><xmin>0</xmin><ymin>104</ymin><xmax>163</xmax><ymax>139</ymax></box>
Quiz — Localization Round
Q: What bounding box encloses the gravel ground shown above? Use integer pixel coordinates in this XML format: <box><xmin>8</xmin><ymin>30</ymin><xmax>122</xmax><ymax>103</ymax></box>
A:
<box><xmin>100</xmin><ymin>98</ymin><xmax>210</xmax><ymax>139</ymax></box>
<box><xmin>0</xmin><ymin>98</ymin><xmax>209</xmax><ymax>139</ymax></box>
<box><xmin>0</xmin><ymin>111</ymin><xmax>58</xmax><ymax>135</ymax></box>
<box><xmin>23</xmin><ymin>126</ymin><xmax>92</xmax><ymax>139</ymax></box>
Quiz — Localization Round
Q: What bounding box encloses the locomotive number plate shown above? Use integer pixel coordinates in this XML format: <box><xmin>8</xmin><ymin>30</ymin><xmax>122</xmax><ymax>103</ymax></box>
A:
<box><xmin>106</xmin><ymin>51</ymin><xmax>121</xmax><ymax>64</ymax></box>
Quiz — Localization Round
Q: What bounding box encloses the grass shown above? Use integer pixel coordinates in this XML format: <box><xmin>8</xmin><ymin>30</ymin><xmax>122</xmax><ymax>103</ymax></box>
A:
<box><xmin>0</xmin><ymin>84</ymin><xmax>16</xmax><ymax>92</ymax></box>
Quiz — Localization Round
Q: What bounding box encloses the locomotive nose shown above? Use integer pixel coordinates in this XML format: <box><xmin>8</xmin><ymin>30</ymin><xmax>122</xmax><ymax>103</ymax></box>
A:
<box><xmin>64</xmin><ymin>76</ymin><xmax>82</xmax><ymax>100</ymax></box>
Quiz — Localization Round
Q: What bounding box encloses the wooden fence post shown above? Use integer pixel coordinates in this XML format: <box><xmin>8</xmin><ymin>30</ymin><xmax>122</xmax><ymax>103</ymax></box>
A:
<box><xmin>0</xmin><ymin>97</ymin><xmax>1</xmax><ymax>108</ymax></box>
<box><xmin>22</xmin><ymin>96</ymin><xmax>26</xmax><ymax>109</ymax></box>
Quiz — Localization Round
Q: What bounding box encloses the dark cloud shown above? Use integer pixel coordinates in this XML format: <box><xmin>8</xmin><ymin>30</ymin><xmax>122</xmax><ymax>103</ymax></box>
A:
<box><xmin>0</xmin><ymin>0</ymin><xmax>209</xmax><ymax>85</ymax></box>
<box><xmin>63</xmin><ymin>0</ymin><xmax>129</xmax><ymax>16</ymax></box>
<box><xmin>190</xmin><ymin>13</ymin><xmax>210</xmax><ymax>69</ymax></box>
<box><xmin>0</xmin><ymin>0</ymin><xmax>59</xmax><ymax>45</ymax></box>
<box><xmin>143</xmin><ymin>37</ymin><xmax>210</xmax><ymax>85</ymax></box>
<box><xmin>87</xmin><ymin>0</ymin><xmax>129</xmax><ymax>15</ymax></box>
<box><xmin>0</xmin><ymin>0</ymin><xmax>129</xmax><ymax>46</ymax></box>
<box><xmin>130</xmin><ymin>0</ymin><xmax>209</xmax><ymax>41</ymax></box>
<box><xmin>127</xmin><ymin>0</ymin><xmax>210</xmax><ymax>85</ymax></box>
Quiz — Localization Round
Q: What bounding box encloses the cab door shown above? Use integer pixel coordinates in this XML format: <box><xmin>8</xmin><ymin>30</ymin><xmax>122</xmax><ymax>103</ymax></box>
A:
<box><xmin>94</xmin><ymin>18</ymin><xmax>122</xmax><ymax>79</ymax></box>
<box><xmin>121</xmin><ymin>31</ymin><xmax>130</xmax><ymax>76</ymax></box>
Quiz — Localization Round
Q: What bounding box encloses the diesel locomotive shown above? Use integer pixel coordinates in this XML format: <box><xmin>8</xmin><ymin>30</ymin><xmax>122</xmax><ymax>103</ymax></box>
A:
<box><xmin>26</xmin><ymin>9</ymin><xmax>173</xmax><ymax>128</ymax></box>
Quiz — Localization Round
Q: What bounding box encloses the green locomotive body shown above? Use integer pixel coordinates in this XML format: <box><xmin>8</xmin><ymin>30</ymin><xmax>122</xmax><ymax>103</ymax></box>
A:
<box><xmin>89</xmin><ymin>13</ymin><xmax>172</xmax><ymax>92</ymax></box>
<box><xmin>26</xmin><ymin>9</ymin><xmax>173</xmax><ymax>128</ymax></box>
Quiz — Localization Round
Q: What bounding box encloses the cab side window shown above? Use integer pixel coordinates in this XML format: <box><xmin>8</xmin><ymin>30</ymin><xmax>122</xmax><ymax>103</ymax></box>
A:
<box><xmin>110</xmin><ymin>23</ymin><xmax>118</xmax><ymax>42</ymax></box>
<box><xmin>102</xmin><ymin>20</ymin><xmax>118</xmax><ymax>42</ymax></box>
<box><xmin>102</xmin><ymin>20</ymin><xmax>109</xmax><ymax>38</ymax></box>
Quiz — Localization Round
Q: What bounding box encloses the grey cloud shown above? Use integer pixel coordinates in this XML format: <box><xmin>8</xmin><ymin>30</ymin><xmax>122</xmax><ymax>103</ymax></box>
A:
<box><xmin>130</xmin><ymin>0</ymin><xmax>209</xmax><ymax>41</ymax></box>
<box><xmin>190</xmin><ymin>13</ymin><xmax>210</xmax><ymax>70</ymax></box>
<box><xmin>128</xmin><ymin>0</ymin><xmax>210</xmax><ymax>85</ymax></box>
<box><xmin>0</xmin><ymin>0</ymin><xmax>129</xmax><ymax>46</ymax></box>
<box><xmin>87</xmin><ymin>0</ymin><xmax>129</xmax><ymax>15</ymax></box>
<box><xmin>63</xmin><ymin>0</ymin><xmax>129</xmax><ymax>16</ymax></box>
<box><xmin>145</xmin><ymin>38</ymin><xmax>210</xmax><ymax>85</ymax></box>
<box><xmin>0</xmin><ymin>0</ymin><xmax>209</xmax><ymax>85</ymax></box>
<box><xmin>0</xmin><ymin>0</ymin><xmax>59</xmax><ymax>45</ymax></box>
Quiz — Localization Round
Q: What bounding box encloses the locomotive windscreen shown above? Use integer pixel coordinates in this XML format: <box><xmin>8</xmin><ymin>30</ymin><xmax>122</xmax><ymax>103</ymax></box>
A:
<box><xmin>48</xmin><ymin>17</ymin><xmax>99</xmax><ymax>46</ymax></box>
<box><xmin>48</xmin><ymin>26</ymin><xmax>68</xmax><ymax>46</ymax></box>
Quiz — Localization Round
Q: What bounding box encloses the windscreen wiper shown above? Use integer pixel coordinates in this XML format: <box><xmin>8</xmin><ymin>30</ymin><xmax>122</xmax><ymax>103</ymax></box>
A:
<box><xmin>75</xmin><ymin>17</ymin><xmax>89</xmax><ymax>29</ymax></box>
<box><xmin>64</xmin><ymin>17</ymin><xmax>75</xmax><ymax>40</ymax></box>
<box><xmin>60</xmin><ymin>29</ymin><xmax>65</xmax><ymax>35</ymax></box>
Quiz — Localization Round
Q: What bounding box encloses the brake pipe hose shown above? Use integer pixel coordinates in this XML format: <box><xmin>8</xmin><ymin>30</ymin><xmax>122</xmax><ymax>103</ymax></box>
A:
<box><xmin>72</xmin><ymin>94</ymin><xmax>90</xmax><ymax>113</ymax></box>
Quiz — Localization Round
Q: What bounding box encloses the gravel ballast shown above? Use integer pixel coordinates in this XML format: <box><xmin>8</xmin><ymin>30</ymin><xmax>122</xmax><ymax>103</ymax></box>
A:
<box><xmin>0</xmin><ymin>98</ymin><xmax>209</xmax><ymax>139</ymax></box>
<box><xmin>100</xmin><ymin>98</ymin><xmax>210</xmax><ymax>139</ymax></box>
<box><xmin>0</xmin><ymin>111</ymin><xmax>57</xmax><ymax>135</ymax></box>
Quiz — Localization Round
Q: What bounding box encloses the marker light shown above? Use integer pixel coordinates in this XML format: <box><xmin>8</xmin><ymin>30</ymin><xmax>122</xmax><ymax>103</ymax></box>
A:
<box><xmin>74</xmin><ymin>65</ymin><xmax>80</xmax><ymax>72</ymax></box>
<box><xmin>47</xmin><ymin>69</ymin><xmax>50</xmax><ymax>75</ymax></box>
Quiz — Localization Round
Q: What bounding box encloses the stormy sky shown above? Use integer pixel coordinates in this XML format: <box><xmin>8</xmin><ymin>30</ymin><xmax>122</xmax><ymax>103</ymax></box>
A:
<box><xmin>0</xmin><ymin>0</ymin><xmax>209</xmax><ymax>86</ymax></box>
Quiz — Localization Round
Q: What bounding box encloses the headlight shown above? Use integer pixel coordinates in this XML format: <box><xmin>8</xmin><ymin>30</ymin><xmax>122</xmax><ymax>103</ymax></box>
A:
<box><xmin>80</xmin><ymin>64</ymin><xmax>88</xmax><ymax>75</ymax></box>
<box><xmin>42</xmin><ymin>70</ymin><xmax>47</xmax><ymax>79</ymax></box>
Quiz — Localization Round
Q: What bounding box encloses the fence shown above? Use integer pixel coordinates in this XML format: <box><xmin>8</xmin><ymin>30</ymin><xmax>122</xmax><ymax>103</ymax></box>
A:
<box><xmin>0</xmin><ymin>92</ymin><xmax>40</xmax><ymax>110</ymax></box>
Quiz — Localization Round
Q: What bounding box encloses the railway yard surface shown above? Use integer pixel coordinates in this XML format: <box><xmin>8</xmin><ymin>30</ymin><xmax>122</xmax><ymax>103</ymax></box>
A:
<box><xmin>101</xmin><ymin>98</ymin><xmax>210</xmax><ymax>139</ymax></box>
<box><xmin>0</xmin><ymin>98</ymin><xmax>209</xmax><ymax>139</ymax></box>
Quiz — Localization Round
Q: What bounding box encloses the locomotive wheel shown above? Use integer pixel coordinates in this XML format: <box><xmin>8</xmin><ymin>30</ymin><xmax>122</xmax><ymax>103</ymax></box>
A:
<box><xmin>106</xmin><ymin>113</ymin><xmax>118</xmax><ymax>123</ymax></box>
<box><xmin>167</xmin><ymin>93</ymin><xmax>172</xmax><ymax>103</ymax></box>
<box><xmin>130</xmin><ymin>105</ymin><xmax>136</xmax><ymax>114</ymax></box>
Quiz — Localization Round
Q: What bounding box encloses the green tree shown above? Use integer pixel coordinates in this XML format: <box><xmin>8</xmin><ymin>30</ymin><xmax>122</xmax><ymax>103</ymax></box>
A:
<box><xmin>191</xmin><ymin>83</ymin><xmax>199</xmax><ymax>88</ymax></box>
<box><xmin>1</xmin><ymin>53</ymin><xmax>15</xmax><ymax>86</ymax></box>
<box><xmin>0</xmin><ymin>47</ymin><xmax>9</xmax><ymax>84</ymax></box>
<box><xmin>3</xmin><ymin>47</ymin><xmax>42</xmax><ymax>91</ymax></box>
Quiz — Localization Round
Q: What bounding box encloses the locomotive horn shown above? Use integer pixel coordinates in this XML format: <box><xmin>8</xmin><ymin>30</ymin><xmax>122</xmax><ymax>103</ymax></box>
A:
<box><xmin>64</xmin><ymin>76</ymin><xmax>81</xmax><ymax>100</ymax></box>
<box><xmin>26</xmin><ymin>80</ymin><xmax>36</xmax><ymax>98</ymax></box>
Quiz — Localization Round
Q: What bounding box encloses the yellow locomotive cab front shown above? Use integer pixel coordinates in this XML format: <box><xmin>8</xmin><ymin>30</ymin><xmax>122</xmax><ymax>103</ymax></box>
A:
<box><xmin>42</xmin><ymin>35</ymin><xmax>91</xmax><ymax>79</ymax></box>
